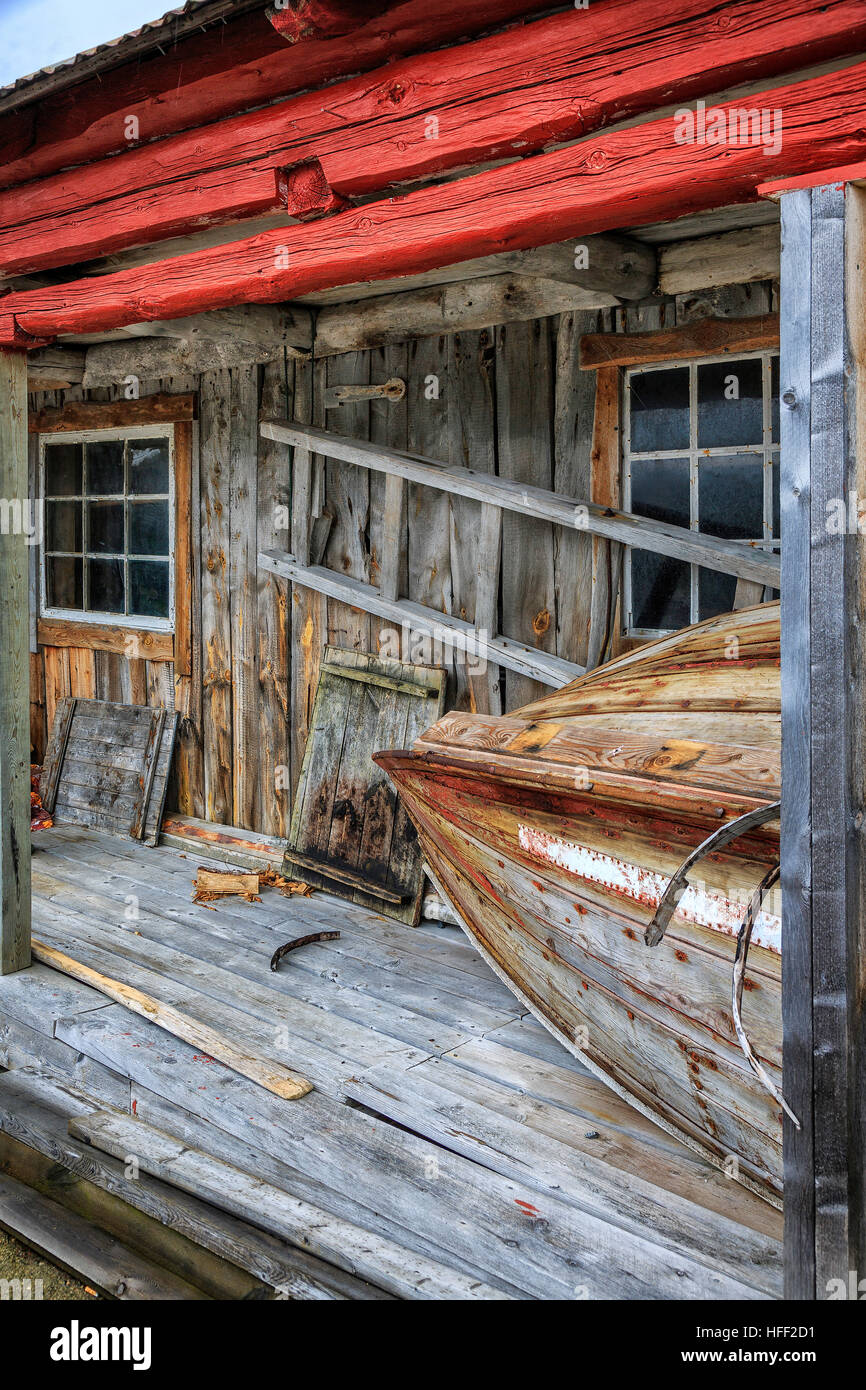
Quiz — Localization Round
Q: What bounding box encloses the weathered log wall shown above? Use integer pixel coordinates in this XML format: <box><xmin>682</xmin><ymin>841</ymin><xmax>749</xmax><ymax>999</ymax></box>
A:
<box><xmin>28</xmin><ymin>280</ymin><xmax>775</xmax><ymax>835</ymax></box>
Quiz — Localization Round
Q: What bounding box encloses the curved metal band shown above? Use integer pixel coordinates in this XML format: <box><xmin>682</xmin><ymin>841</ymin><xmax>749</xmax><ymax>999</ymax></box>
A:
<box><xmin>731</xmin><ymin>860</ymin><xmax>800</xmax><ymax>1129</ymax></box>
<box><xmin>643</xmin><ymin>799</ymin><xmax>781</xmax><ymax>948</ymax></box>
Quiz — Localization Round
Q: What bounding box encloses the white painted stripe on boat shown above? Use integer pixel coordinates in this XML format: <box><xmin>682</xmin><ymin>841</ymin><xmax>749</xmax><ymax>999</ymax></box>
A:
<box><xmin>517</xmin><ymin>825</ymin><xmax>781</xmax><ymax>954</ymax></box>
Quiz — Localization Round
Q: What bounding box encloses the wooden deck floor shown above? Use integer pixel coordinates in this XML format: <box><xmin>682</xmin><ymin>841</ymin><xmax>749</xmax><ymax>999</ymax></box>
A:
<box><xmin>0</xmin><ymin>825</ymin><xmax>783</xmax><ymax>1299</ymax></box>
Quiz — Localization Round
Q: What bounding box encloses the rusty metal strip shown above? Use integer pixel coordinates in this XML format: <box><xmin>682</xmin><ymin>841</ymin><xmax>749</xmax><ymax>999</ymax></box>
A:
<box><xmin>731</xmin><ymin>862</ymin><xmax>799</xmax><ymax>1128</ymax></box>
<box><xmin>644</xmin><ymin>800</ymin><xmax>781</xmax><ymax>947</ymax></box>
<box><xmin>270</xmin><ymin>931</ymin><xmax>341</xmax><ymax>973</ymax></box>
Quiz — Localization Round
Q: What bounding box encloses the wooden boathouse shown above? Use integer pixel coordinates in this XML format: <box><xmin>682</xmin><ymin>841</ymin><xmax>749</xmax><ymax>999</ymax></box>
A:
<box><xmin>0</xmin><ymin>0</ymin><xmax>864</xmax><ymax>1299</ymax></box>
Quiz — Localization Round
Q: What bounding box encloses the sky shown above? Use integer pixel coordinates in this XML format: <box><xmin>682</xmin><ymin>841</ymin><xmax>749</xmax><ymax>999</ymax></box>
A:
<box><xmin>0</xmin><ymin>0</ymin><xmax>169</xmax><ymax>88</ymax></box>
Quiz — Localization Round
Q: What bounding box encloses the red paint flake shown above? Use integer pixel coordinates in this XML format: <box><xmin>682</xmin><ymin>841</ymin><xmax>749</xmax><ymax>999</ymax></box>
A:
<box><xmin>514</xmin><ymin>1199</ymin><xmax>540</xmax><ymax>1217</ymax></box>
<box><xmin>623</xmin><ymin>927</ymin><xmax>636</xmax><ymax>940</ymax></box>
<box><xmin>626</xmin><ymin>1010</ymin><xmax>635</xmax><ymax>1021</ymax></box>
<box><xmin>131</xmin><ymin>1099</ymin><xmax>137</xmax><ymax>1115</ymax></box>
<box><xmin>574</xmin><ymin>904</ymin><xmax>588</xmax><ymax>915</ymax></box>
<box><xmin>581</xmin><ymin>980</ymin><xmax>589</xmax><ymax>991</ymax></box>
<box><xmin>193</xmin><ymin>1053</ymin><xmax>217</xmax><ymax>1064</ymax></box>
<box><xmin>531</xmin><ymin>880</ymin><xmax>545</xmax><ymax>892</ymax></box>
<box><xmin>675</xmin><ymin>949</ymin><xmax>688</xmax><ymax>962</ymax></box>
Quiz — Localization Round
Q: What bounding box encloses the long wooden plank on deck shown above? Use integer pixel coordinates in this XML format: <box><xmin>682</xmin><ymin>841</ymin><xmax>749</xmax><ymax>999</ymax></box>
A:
<box><xmin>71</xmin><ymin>1109</ymin><xmax>510</xmax><ymax>1301</ymax></box>
<box><xmin>55</xmin><ymin>1002</ymin><xmax>764</xmax><ymax>1299</ymax></box>
<box><xmin>30</xmin><ymin>939</ymin><xmax>313</xmax><ymax>1101</ymax></box>
<box><xmin>0</xmin><ymin>1070</ymin><xmax>380</xmax><ymax>1301</ymax></box>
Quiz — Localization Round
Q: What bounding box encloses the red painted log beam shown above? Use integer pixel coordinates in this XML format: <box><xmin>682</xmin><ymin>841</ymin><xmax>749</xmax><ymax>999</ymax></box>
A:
<box><xmin>2</xmin><ymin>60</ymin><xmax>865</xmax><ymax>347</ymax></box>
<box><xmin>0</xmin><ymin>0</ymin><xmax>554</xmax><ymax>193</ymax></box>
<box><xmin>267</xmin><ymin>0</ymin><xmax>393</xmax><ymax>43</ymax></box>
<box><xmin>0</xmin><ymin>169</ymin><xmax>290</xmax><ymax>276</ymax></box>
<box><xmin>2</xmin><ymin>0</ymin><xmax>865</xmax><ymax>278</ymax></box>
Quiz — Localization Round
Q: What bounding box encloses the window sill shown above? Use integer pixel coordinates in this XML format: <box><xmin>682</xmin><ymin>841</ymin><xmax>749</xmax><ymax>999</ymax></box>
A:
<box><xmin>37</xmin><ymin>618</ymin><xmax>174</xmax><ymax>661</ymax></box>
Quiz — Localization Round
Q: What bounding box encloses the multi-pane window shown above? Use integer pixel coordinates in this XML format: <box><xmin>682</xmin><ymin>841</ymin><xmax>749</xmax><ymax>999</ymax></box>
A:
<box><xmin>622</xmin><ymin>351</ymin><xmax>779</xmax><ymax>635</ymax></box>
<box><xmin>40</xmin><ymin>428</ymin><xmax>174</xmax><ymax>628</ymax></box>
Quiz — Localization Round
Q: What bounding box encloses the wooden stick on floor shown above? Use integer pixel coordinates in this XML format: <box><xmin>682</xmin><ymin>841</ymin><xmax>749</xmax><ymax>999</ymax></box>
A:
<box><xmin>31</xmin><ymin>939</ymin><xmax>313</xmax><ymax>1101</ymax></box>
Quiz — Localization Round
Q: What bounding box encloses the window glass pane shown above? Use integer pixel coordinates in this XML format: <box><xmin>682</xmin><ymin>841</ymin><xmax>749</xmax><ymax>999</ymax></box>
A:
<box><xmin>87</xmin><ymin>557</ymin><xmax>125</xmax><ymax>614</ymax></box>
<box><xmin>630</xmin><ymin>457</ymin><xmax>690</xmax><ymax>527</ymax></box>
<box><xmin>697</xmin><ymin>358</ymin><xmax>763</xmax><ymax>448</ymax></box>
<box><xmin>630</xmin><ymin>368</ymin><xmax>690</xmax><ymax>452</ymax></box>
<box><xmin>129</xmin><ymin>499</ymin><xmax>169</xmax><ymax>556</ymax></box>
<box><xmin>44</xmin><ymin>443</ymin><xmax>82</xmax><ymax>497</ymax></box>
<box><xmin>632</xmin><ymin>552</ymin><xmax>691</xmax><ymax>630</ymax></box>
<box><xmin>771</xmin><ymin>355</ymin><xmax>780</xmax><ymax>444</ymax></box>
<box><xmin>46</xmin><ymin>500</ymin><xmax>82</xmax><ymax>552</ymax></box>
<box><xmin>698</xmin><ymin>456</ymin><xmax>763</xmax><ymax>538</ymax></box>
<box><xmin>129</xmin><ymin>560</ymin><xmax>169</xmax><ymax>618</ymax></box>
<box><xmin>87</xmin><ymin>501</ymin><xmax>124</xmax><ymax>554</ymax></box>
<box><xmin>129</xmin><ymin>439</ymin><xmax>169</xmax><ymax>494</ymax></box>
<box><xmin>699</xmin><ymin>568</ymin><xmax>737</xmax><ymax>621</ymax></box>
<box><xmin>86</xmin><ymin>440</ymin><xmax>124</xmax><ymax>494</ymax></box>
<box><xmin>47</xmin><ymin>556</ymin><xmax>82</xmax><ymax>609</ymax></box>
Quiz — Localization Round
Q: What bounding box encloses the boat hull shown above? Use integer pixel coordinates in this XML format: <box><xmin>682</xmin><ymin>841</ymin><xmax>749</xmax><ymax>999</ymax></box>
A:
<box><xmin>380</xmin><ymin>749</ymin><xmax>782</xmax><ymax>1203</ymax></box>
<box><xmin>374</xmin><ymin>603</ymin><xmax>785</xmax><ymax>1205</ymax></box>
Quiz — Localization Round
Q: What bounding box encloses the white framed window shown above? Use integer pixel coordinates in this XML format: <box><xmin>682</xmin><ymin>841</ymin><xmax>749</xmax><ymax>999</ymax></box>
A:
<box><xmin>39</xmin><ymin>424</ymin><xmax>175</xmax><ymax>631</ymax></box>
<box><xmin>622</xmin><ymin>350</ymin><xmax>779</xmax><ymax>637</ymax></box>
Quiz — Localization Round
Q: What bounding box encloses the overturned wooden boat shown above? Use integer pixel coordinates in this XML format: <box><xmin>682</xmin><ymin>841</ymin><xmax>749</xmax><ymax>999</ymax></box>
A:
<box><xmin>375</xmin><ymin>603</ymin><xmax>785</xmax><ymax>1205</ymax></box>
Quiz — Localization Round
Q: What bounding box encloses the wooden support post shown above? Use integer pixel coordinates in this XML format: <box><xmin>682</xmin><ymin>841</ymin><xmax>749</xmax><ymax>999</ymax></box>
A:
<box><xmin>0</xmin><ymin>348</ymin><xmax>31</xmax><ymax>975</ymax></box>
<box><xmin>779</xmin><ymin>181</ymin><xmax>866</xmax><ymax>1299</ymax></box>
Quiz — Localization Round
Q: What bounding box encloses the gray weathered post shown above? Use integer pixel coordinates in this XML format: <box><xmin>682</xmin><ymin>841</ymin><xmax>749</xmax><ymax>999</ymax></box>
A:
<box><xmin>0</xmin><ymin>347</ymin><xmax>31</xmax><ymax>975</ymax></box>
<box><xmin>779</xmin><ymin>181</ymin><xmax>866</xmax><ymax>1299</ymax></box>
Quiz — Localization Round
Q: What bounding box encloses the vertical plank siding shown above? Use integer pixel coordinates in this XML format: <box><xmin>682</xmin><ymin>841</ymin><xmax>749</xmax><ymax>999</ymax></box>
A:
<box><xmin>288</xmin><ymin>356</ymin><xmax>327</xmax><ymax>800</ymax></box>
<box><xmin>199</xmin><ymin>369</ymin><xmax>233</xmax><ymax>825</ymax></box>
<box><xmin>447</xmin><ymin>330</ymin><xmax>498</xmax><ymax>715</ymax></box>
<box><xmin>496</xmin><ymin>318</ymin><xmax>557</xmax><ymax>710</ymax></box>
<box><xmin>29</xmin><ymin>286</ymin><xmax>779</xmax><ymax>836</ymax></box>
<box><xmin>323</xmin><ymin>351</ymin><xmax>373</xmax><ymax>656</ymax></box>
<box><xmin>229</xmin><ymin>364</ymin><xmax>261</xmax><ymax>830</ymax></box>
<box><xmin>256</xmin><ymin>356</ymin><xmax>292</xmax><ymax>838</ymax></box>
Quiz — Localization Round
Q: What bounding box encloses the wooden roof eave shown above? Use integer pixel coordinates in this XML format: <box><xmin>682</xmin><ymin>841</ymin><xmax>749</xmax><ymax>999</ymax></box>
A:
<box><xmin>4</xmin><ymin>55</ymin><xmax>866</xmax><ymax>351</ymax></box>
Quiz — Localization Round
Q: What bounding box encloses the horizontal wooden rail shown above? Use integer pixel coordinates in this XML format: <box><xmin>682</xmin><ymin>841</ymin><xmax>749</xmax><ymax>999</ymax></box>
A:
<box><xmin>258</xmin><ymin>551</ymin><xmax>583</xmax><ymax>689</ymax></box>
<box><xmin>260</xmin><ymin>421</ymin><xmax>780</xmax><ymax>586</ymax></box>
<box><xmin>580</xmin><ymin>316</ymin><xmax>780</xmax><ymax>370</ymax></box>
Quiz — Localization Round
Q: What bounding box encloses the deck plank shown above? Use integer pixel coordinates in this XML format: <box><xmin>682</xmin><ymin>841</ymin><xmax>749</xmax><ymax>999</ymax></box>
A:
<box><xmin>14</xmin><ymin>827</ymin><xmax>784</xmax><ymax>1299</ymax></box>
<box><xmin>0</xmin><ymin>1071</ymin><xmax>381</xmax><ymax>1300</ymax></box>
<box><xmin>55</xmin><ymin>1007</ymin><xmax>602</xmax><ymax>1299</ymax></box>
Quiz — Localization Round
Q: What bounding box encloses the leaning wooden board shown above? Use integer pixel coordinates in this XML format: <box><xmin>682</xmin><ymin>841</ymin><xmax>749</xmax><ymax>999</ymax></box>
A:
<box><xmin>283</xmin><ymin>647</ymin><xmax>445</xmax><ymax>924</ymax></box>
<box><xmin>41</xmin><ymin>697</ymin><xmax>178</xmax><ymax>846</ymax></box>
